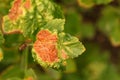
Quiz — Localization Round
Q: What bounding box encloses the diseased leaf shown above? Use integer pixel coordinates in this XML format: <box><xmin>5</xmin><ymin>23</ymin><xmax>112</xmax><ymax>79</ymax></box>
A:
<box><xmin>32</xmin><ymin>30</ymin><xmax>85</xmax><ymax>70</ymax></box>
<box><xmin>3</xmin><ymin>0</ymin><xmax>64</xmax><ymax>38</ymax></box>
<box><xmin>43</xmin><ymin>19</ymin><xmax>65</xmax><ymax>32</ymax></box>
<box><xmin>58</xmin><ymin>32</ymin><xmax>85</xmax><ymax>58</ymax></box>
<box><xmin>32</xmin><ymin>30</ymin><xmax>67</xmax><ymax>69</ymax></box>
<box><xmin>98</xmin><ymin>6</ymin><xmax>120</xmax><ymax>46</ymax></box>
<box><xmin>3</xmin><ymin>16</ymin><xmax>23</xmax><ymax>33</ymax></box>
<box><xmin>2</xmin><ymin>0</ymin><xmax>85</xmax><ymax>71</ymax></box>
<box><xmin>3</xmin><ymin>0</ymin><xmax>29</xmax><ymax>34</ymax></box>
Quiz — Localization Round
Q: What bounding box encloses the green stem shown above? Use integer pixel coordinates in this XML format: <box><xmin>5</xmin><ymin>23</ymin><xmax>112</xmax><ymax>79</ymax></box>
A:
<box><xmin>21</xmin><ymin>47</ymin><xmax>29</xmax><ymax>73</ymax></box>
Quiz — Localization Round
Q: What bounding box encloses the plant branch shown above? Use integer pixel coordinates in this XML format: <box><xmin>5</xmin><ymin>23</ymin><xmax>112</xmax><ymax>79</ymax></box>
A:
<box><xmin>21</xmin><ymin>46</ymin><xmax>29</xmax><ymax>73</ymax></box>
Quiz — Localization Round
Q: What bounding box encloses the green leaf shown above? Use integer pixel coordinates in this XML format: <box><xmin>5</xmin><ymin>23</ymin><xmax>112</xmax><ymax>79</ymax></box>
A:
<box><xmin>61</xmin><ymin>0</ymin><xmax>76</xmax><ymax>5</ymax></box>
<box><xmin>45</xmin><ymin>68</ymin><xmax>62</xmax><ymax>80</ymax></box>
<box><xmin>100</xmin><ymin>65</ymin><xmax>120</xmax><ymax>80</ymax></box>
<box><xmin>78</xmin><ymin>0</ymin><xmax>113</xmax><ymax>8</ymax></box>
<box><xmin>24</xmin><ymin>69</ymin><xmax>37</xmax><ymax>80</ymax></box>
<box><xmin>64</xmin><ymin>10</ymin><xmax>95</xmax><ymax>39</ymax></box>
<box><xmin>0</xmin><ymin>65</ymin><xmax>24</xmax><ymax>80</ymax></box>
<box><xmin>3</xmin><ymin>16</ymin><xmax>23</xmax><ymax>33</ymax></box>
<box><xmin>1</xmin><ymin>46</ymin><xmax>20</xmax><ymax>64</ymax></box>
<box><xmin>94</xmin><ymin>0</ymin><xmax>113</xmax><ymax>5</ymax></box>
<box><xmin>62</xmin><ymin>73</ymin><xmax>81</xmax><ymax>80</ymax></box>
<box><xmin>0</xmin><ymin>0</ymin><xmax>13</xmax><ymax>16</ymax></box>
<box><xmin>58</xmin><ymin>33</ymin><xmax>85</xmax><ymax>58</ymax></box>
<box><xmin>43</xmin><ymin>19</ymin><xmax>65</xmax><ymax>32</ymax></box>
<box><xmin>78</xmin><ymin>0</ymin><xmax>95</xmax><ymax>8</ymax></box>
<box><xmin>65</xmin><ymin>59</ymin><xmax>77</xmax><ymax>73</ymax></box>
<box><xmin>75</xmin><ymin>43</ymin><xmax>111</xmax><ymax>80</ymax></box>
<box><xmin>64</xmin><ymin>10</ymin><xmax>82</xmax><ymax>36</ymax></box>
<box><xmin>32</xmin><ymin>30</ymin><xmax>85</xmax><ymax>70</ymax></box>
<box><xmin>80</xmin><ymin>23</ymin><xmax>95</xmax><ymax>39</ymax></box>
<box><xmin>37</xmin><ymin>74</ymin><xmax>53</xmax><ymax>80</ymax></box>
<box><xmin>98</xmin><ymin>6</ymin><xmax>120</xmax><ymax>46</ymax></box>
<box><xmin>3</xmin><ymin>0</ymin><xmax>64</xmax><ymax>38</ymax></box>
<box><xmin>3</xmin><ymin>77</ymin><xmax>22</xmax><ymax>80</ymax></box>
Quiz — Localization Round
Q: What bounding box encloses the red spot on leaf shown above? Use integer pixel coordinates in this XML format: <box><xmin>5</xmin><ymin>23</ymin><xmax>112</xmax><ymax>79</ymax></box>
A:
<box><xmin>36</xmin><ymin>30</ymin><xmax>57</xmax><ymax>42</ymax></box>
<box><xmin>34</xmin><ymin>30</ymin><xmax>59</xmax><ymax>63</ymax></box>
<box><xmin>24</xmin><ymin>0</ymin><xmax>31</xmax><ymax>9</ymax></box>
<box><xmin>8</xmin><ymin>0</ymin><xmax>23</xmax><ymax>21</ymax></box>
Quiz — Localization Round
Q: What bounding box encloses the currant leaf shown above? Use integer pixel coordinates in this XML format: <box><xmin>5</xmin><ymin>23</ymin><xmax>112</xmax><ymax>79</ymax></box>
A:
<box><xmin>0</xmin><ymin>0</ymin><xmax>13</xmax><ymax>16</ymax></box>
<box><xmin>58</xmin><ymin>32</ymin><xmax>85</xmax><ymax>58</ymax></box>
<box><xmin>3</xmin><ymin>0</ymin><xmax>64</xmax><ymax>38</ymax></box>
<box><xmin>78</xmin><ymin>0</ymin><xmax>113</xmax><ymax>8</ymax></box>
<box><xmin>43</xmin><ymin>19</ymin><xmax>65</xmax><ymax>32</ymax></box>
<box><xmin>32</xmin><ymin>30</ymin><xmax>85</xmax><ymax>69</ymax></box>
<box><xmin>98</xmin><ymin>6</ymin><xmax>120</xmax><ymax>46</ymax></box>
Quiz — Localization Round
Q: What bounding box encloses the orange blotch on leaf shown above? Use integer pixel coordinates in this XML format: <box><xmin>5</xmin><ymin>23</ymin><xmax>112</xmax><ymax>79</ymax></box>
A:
<box><xmin>34</xmin><ymin>30</ymin><xmax>59</xmax><ymax>63</ymax></box>
<box><xmin>8</xmin><ymin>0</ymin><xmax>23</xmax><ymax>21</ymax></box>
<box><xmin>24</xmin><ymin>0</ymin><xmax>31</xmax><ymax>9</ymax></box>
<box><xmin>61</xmin><ymin>50</ymin><xmax>68</xmax><ymax>60</ymax></box>
<box><xmin>36</xmin><ymin>30</ymin><xmax>57</xmax><ymax>42</ymax></box>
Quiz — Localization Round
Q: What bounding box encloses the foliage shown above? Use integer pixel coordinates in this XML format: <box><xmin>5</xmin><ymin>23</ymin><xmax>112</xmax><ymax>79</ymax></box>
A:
<box><xmin>77</xmin><ymin>0</ymin><xmax>113</xmax><ymax>8</ymax></box>
<box><xmin>98</xmin><ymin>6</ymin><xmax>120</xmax><ymax>46</ymax></box>
<box><xmin>0</xmin><ymin>0</ymin><xmax>120</xmax><ymax>80</ymax></box>
<box><xmin>0</xmin><ymin>0</ymin><xmax>13</xmax><ymax>16</ymax></box>
<box><xmin>0</xmin><ymin>0</ymin><xmax>85</xmax><ymax>79</ymax></box>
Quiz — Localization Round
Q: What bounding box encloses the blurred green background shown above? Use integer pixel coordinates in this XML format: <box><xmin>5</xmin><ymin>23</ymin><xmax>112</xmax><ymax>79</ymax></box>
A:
<box><xmin>0</xmin><ymin>0</ymin><xmax>120</xmax><ymax>80</ymax></box>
